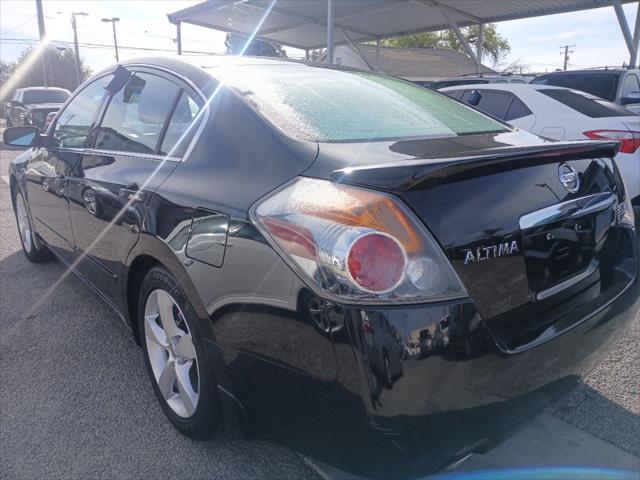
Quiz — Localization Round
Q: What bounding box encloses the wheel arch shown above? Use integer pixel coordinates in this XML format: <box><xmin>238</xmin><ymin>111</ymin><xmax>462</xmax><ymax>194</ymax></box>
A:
<box><xmin>124</xmin><ymin>233</ymin><xmax>212</xmax><ymax>344</ymax></box>
<box><xmin>9</xmin><ymin>173</ymin><xmax>18</xmax><ymax>205</ymax></box>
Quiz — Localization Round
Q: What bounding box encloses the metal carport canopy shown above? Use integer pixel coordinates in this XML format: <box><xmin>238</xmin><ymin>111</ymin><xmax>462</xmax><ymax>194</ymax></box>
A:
<box><xmin>167</xmin><ymin>0</ymin><xmax>639</xmax><ymax>65</ymax></box>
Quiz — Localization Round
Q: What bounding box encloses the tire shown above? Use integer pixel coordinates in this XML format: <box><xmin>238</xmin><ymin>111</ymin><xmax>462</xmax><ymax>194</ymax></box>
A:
<box><xmin>13</xmin><ymin>190</ymin><xmax>52</xmax><ymax>262</ymax></box>
<box><xmin>138</xmin><ymin>266</ymin><xmax>221</xmax><ymax>440</ymax></box>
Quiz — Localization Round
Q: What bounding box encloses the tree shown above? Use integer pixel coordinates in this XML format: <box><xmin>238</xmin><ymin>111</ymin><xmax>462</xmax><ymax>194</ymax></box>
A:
<box><xmin>383</xmin><ymin>24</ymin><xmax>510</xmax><ymax>66</ymax></box>
<box><xmin>0</xmin><ymin>46</ymin><xmax>92</xmax><ymax>102</ymax></box>
<box><xmin>224</xmin><ymin>33</ymin><xmax>287</xmax><ymax>57</ymax></box>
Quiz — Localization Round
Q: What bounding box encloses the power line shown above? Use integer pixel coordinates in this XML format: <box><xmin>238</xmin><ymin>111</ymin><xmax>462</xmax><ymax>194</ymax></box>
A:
<box><xmin>0</xmin><ymin>38</ymin><xmax>217</xmax><ymax>55</ymax></box>
<box><xmin>0</xmin><ymin>15</ymin><xmax>37</xmax><ymax>35</ymax></box>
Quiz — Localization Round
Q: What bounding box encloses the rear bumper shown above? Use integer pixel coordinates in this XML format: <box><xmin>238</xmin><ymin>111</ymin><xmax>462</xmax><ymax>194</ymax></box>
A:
<box><xmin>210</xmin><ymin>228</ymin><xmax>638</xmax><ymax>479</ymax></box>
<box><xmin>328</xmin><ymin>228</ymin><xmax>638</xmax><ymax>478</ymax></box>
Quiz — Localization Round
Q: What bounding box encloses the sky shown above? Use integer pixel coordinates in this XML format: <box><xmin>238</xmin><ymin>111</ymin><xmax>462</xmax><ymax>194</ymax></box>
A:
<box><xmin>0</xmin><ymin>0</ymin><xmax>638</xmax><ymax>75</ymax></box>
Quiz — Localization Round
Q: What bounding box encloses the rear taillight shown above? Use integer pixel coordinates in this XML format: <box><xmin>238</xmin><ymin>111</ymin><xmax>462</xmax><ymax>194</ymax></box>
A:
<box><xmin>251</xmin><ymin>177</ymin><xmax>466</xmax><ymax>304</ymax></box>
<box><xmin>583</xmin><ymin>130</ymin><xmax>640</xmax><ymax>154</ymax></box>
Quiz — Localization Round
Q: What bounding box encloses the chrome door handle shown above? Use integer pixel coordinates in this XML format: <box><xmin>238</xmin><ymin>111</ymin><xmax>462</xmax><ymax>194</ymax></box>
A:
<box><xmin>119</xmin><ymin>188</ymin><xmax>146</xmax><ymax>202</ymax></box>
<box><xmin>54</xmin><ymin>174</ymin><xmax>68</xmax><ymax>187</ymax></box>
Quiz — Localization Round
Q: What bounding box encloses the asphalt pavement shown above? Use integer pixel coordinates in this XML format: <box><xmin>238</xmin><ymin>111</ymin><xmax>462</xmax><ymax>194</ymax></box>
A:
<box><xmin>0</xmin><ymin>145</ymin><xmax>638</xmax><ymax>479</ymax></box>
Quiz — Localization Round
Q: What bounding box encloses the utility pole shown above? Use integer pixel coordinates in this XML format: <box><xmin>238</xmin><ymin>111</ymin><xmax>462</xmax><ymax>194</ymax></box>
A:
<box><xmin>101</xmin><ymin>17</ymin><xmax>120</xmax><ymax>62</ymax></box>
<box><xmin>71</xmin><ymin>12</ymin><xmax>88</xmax><ymax>88</ymax></box>
<box><xmin>560</xmin><ymin>44</ymin><xmax>575</xmax><ymax>71</ymax></box>
<box><xmin>35</xmin><ymin>0</ymin><xmax>49</xmax><ymax>86</ymax></box>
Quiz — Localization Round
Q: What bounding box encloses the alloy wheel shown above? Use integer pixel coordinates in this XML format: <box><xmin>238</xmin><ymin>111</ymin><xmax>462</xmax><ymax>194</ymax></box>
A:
<box><xmin>144</xmin><ymin>289</ymin><xmax>200</xmax><ymax>418</ymax></box>
<box><xmin>82</xmin><ymin>189</ymin><xmax>97</xmax><ymax>215</ymax></box>
<box><xmin>15</xmin><ymin>194</ymin><xmax>32</xmax><ymax>253</ymax></box>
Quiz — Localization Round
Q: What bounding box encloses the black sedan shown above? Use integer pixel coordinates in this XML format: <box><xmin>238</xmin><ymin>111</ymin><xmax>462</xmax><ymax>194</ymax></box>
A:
<box><xmin>4</xmin><ymin>56</ymin><xmax>638</xmax><ymax>479</ymax></box>
<box><xmin>5</xmin><ymin>86</ymin><xmax>71</xmax><ymax>129</ymax></box>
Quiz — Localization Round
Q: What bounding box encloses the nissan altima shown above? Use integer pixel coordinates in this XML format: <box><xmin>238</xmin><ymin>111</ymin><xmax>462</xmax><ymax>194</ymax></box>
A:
<box><xmin>4</xmin><ymin>56</ymin><xmax>638</xmax><ymax>479</ymax></box>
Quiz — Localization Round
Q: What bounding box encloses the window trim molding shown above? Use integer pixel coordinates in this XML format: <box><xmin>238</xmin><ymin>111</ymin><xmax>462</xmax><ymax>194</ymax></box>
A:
<box><xmin>51</xmin><ymin>146</ymin><xmax>182</xmax><ymax>163</ymax></box>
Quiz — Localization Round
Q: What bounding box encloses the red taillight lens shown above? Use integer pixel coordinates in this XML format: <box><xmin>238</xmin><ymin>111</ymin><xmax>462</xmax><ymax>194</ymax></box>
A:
<box><xmin>252</xmin><ymin>177</ymin><xmax>466</xmax><ymax>304</ymax></box>
<box><xmin>347</xmin><ymin>233</ymin><xmax>406</xmax><ymax>293</ymax></box>
<box><xmin>583</xmin><ymin>130</ymin><xmax>640</xmax><ymax>154</ymax></box>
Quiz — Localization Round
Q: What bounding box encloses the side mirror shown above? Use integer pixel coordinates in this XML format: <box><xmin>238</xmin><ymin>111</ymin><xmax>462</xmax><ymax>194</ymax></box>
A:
<box><xmin>9</xmin><ymin>100</ymin><xmax>23</xmax><ymax>107</ymax></box>
<box><xmin>2</xmin><ymin>126</ymin><xmax>41</xmax><ymax>147</ymax></box>
<box><xmin>621</xmin><ymin>91</ymin><xmax>640</xmax><ymax>105</ymax></box>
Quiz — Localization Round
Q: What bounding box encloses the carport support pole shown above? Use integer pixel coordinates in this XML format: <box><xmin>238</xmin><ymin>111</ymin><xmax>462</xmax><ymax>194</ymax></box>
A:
<box><xmin>632</xmin><ymin>2</ymin><xmax>640</xmax><ymax>68</ymax></box>
<box><xmin>176</xmin><ymin>22</ymin><xmax>182</xmax><ymax>55</ymax></box>
<box><xmin>612</xmin><ymin>0</ymin><xmax>637</xmax><ymax>67</ymax></box>
<box><xmin>476</xmin><ymin>23</ymin><xmax>484</xmax><ymax>73</ymax></box>
<box><xmin>376</xmin><ymin>38</ymin><xmax>381</xmax><ymax>71</ymax></box>
<box><xmin>326</xmin><ymin>0</ymin><xmax>334</xmax><ymax>64</ymax></box>
<box><xmin>442</xmin><ymin>9</ymin><xmax>478</xmax><ymax>65</ymax></box>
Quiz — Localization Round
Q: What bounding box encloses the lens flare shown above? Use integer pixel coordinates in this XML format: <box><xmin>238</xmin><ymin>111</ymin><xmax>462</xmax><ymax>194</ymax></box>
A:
<box><xmin>1</xmin><ymin>38</ymin><xmax>49</xmax><ymax>101</ymax></box>
<box><xmin>26</xmin><ymin>1</ymin><xmax>279</xmax><ymax>319</ymax></box>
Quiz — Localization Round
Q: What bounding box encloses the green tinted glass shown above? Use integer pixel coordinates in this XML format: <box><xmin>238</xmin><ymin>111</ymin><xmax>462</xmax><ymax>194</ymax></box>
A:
<box><xmin>219</xmin><ymin>66</ymin><xmax>507</xmax><ymax>142</ymax></box>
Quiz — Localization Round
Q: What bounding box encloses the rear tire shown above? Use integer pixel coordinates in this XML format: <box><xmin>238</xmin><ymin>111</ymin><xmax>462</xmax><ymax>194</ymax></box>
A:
<box><xmin>383</xmin><ymin>354</ymin><xmax>393</xmax><ymax>389</ymax></box>
<box><xmin>138</xmin><ymin>266</ymin><xmax>222</xmax><ymax>440</ymax></box>
<box><xmin>13</xmin><ymin>190</ymin><xmax>52</xmax><ymax>262</ymax></box>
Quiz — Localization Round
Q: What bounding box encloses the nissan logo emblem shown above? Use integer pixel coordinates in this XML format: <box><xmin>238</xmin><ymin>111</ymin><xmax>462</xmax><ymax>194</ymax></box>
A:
<box><xmin>558</xmin><ymin>163</ymin><xmax>580</xmax><ymax>194</ymax></box>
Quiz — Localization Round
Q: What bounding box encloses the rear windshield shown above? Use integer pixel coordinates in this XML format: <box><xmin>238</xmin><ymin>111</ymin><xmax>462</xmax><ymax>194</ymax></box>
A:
<box><xmin>217</xmin><ymin>66</ymin><xmax>507</xmax><ymax>142</ymax></box>
<box><xmin>531</xmin><ymin>73</ymin><xmax>619</xmax><ymax>101</ymax></box>
<box><xmin>539</xmin><ymin>89</ymin><xmax>636</xmax><ymax>118</ymax></box>
<box><xmin>23</xmin><ymin>89</ymin><xmax>69</xmax><ymax>104</ymax></box>
<box><xmin>431</xmin><ymin>79</ymin><xmax>490</xmax><ymax>90</ymax></box>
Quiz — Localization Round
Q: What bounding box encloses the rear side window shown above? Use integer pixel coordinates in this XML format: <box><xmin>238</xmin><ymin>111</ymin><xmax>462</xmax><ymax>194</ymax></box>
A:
<box><xmin>53</xmin><ymin>76</ymin><xmax>111</xmax><ymax>148</ymax></box>
<box><xmin>621</xmin><ymin>74</ymin><xmax>640</xmax><ymax>97</ymax></box>
<box><xmin>95</xmin><ymin>73</ymin><xmax>180</xmax><ymax>154</ymax></box>
<box><xmin>444</xmin><ymin>90</ymin><xmax>463</xmax><ymax>100</ymax></box>
<box><xmin>531</xmin><ymin>73</ymin><xmax>619</xmax><ymax>101</ymax></box>
<box><xmin>539</xmin><ymin>89</ymin><xmax>636</xmax><ymax>117</ymax></box>
<box><xmin>505</xmin><ymin>96</ymin><xmax>532</xmax><ymax>120</ymax></box>
<box><xmin>463</xmin><ymin>90</ymin><xmax>512</xmax><ymax>120</ymax></box>
<box><xmin>159</xmin><ymin>91</ymin><xmax>203</xmax><ymax>157</ymax></box>
<box><xmin>218</xmin><ymin>66</ymin><xmax>506</xmax><ymax>142</ymax></box>
<box><xmin>23</xmin><ymin>89</ymin><xmax>69</xmax><ymax>104</ymax></box>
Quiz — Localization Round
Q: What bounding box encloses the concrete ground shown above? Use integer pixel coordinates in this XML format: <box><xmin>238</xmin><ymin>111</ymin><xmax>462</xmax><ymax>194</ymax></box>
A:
<box><xmin>0</xmin><ymin>145</ymin><xmax>638</xmax><ymax>479</ymax></box>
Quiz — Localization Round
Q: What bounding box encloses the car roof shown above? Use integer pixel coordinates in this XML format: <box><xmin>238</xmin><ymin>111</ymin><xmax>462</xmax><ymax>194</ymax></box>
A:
<box><xmin>536</xmin><ymin>68</ymin><xmax>636</xmax><ymax>76</ymax></box>
<box><xmin>110</xmin><ymin>55</ymin><xmax>334</xmax><ymax>94</ymax></box>
<box><xmin>437</xmin><ymin>74</ymin><xmax>533</xmax><ymax>80</ymax></box>
<box><xmin>19</xmin><ymin>86</ymin><xmax>70</xmax><ymax>92</ymax></box>
<box><xmin>440</xmin><ymin>83</ymin><xmax>568</xmax><ymax>92</ymax></box>
<box><xmin>111</xmin><ymin>54</ymin><xmax>402</xmax><ymax>95</ymax></box>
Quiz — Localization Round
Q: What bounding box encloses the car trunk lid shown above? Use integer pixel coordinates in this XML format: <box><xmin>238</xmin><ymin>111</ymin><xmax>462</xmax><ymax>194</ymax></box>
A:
<box><xmin>308</xmin><ymin>133</ymin><xmax>630</xmax><ymax>351</ymax></box>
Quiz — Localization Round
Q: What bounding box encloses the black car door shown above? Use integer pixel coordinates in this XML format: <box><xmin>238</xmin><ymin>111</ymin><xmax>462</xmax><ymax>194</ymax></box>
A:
<box><xmin>25</xmin><ymin>79</ymin><xmax>111</xmax><ymax>263</ymax></box>
<box><xmin>67</xmin><ymin>69</ymin><xmax>204</xmax><ymax>304</ymax></box>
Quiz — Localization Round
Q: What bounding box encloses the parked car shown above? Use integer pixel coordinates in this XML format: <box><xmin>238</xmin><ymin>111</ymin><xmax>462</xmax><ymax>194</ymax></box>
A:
<box><xmin>5</xmin><ymin>87</ymin><xmax>70</xmax><ymax>129</ymax></box>
<box><xmin>442</xmin><ymin>84</ymin><xmax>640</xmax><ymax>204</ymax></box>
<box><xmin>531</xmin><ymin>68</ymin><xmax>640</xmax><ymax>114</ymax></box>
<box><xmin>4</xmin><ymin>57</ymin><xmax>638</xmax><ymax>479</ymax></box>
<box><xmin>430</xmin><ymin>73</ymin><xmax>534</xmax><ymax>90</ymax></box>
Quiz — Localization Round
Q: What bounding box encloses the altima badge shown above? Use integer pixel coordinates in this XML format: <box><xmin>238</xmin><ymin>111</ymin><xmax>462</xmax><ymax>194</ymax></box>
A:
<box><xmin>558</xmin><ymin>163</ymin><xmax>580</xmax><ymax>193</ymax></box>
<box><xmin>464</xmin><ymin>241</ymin><xmax>519</xmax><ymax>265</ymax></box>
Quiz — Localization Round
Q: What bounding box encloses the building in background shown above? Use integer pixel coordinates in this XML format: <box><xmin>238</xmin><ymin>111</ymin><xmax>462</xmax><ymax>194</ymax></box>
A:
<box><xmin>330</xmin><ymin>44</ymin><xmax>495</xmax><ymax>84</ymax></box>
